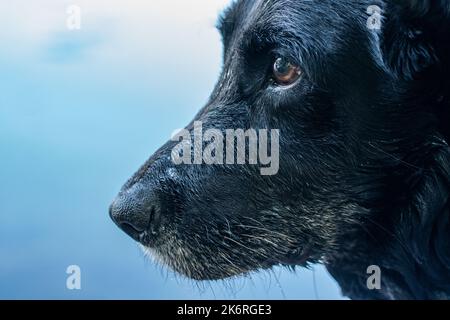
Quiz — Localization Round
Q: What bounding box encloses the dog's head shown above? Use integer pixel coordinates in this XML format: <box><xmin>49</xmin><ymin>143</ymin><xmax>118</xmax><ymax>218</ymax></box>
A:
<box><xmin>110</xmin><ymin>0</ymin><xmax>450</xmax><ymax>281</ymax></box>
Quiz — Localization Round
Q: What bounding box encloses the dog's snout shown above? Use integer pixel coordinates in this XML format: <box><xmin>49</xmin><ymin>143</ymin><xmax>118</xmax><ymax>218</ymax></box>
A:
<box><xmin>109</xmin><ymin>186</ymin><xmax>162</xmax><ymax>243</ymax></box>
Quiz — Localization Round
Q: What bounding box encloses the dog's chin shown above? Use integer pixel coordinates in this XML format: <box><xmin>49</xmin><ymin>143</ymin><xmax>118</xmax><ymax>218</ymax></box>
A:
<box><xmin>139</xmin><ymin>243</ymin><xmax>315</xmax><ymax>281</ymax></box>
<box><xmin>139</xmin><ymin>244</ymin><xmax>280</xmax><ymax>281</ymax></box>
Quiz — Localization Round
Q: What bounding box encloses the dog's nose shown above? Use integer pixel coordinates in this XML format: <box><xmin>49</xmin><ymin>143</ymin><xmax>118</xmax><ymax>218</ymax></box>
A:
<box><xmin>109</xmin><ymin>186</ymin><xmax>161</xmax><ymax>242</ymax></box>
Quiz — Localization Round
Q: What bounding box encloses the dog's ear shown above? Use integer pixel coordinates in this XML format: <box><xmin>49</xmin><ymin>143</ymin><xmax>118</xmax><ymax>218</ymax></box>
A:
<box><xmin>381</xmin><ymin>0</ymin><xmax>450</xmax><ymax>80</ymax></box>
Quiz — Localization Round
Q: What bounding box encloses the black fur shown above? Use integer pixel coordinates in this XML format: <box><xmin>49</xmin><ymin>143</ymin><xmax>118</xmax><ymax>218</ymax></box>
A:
<box><xmin>110</xmin><ymin>0</ymin><xmax>450</xmax><ymax>299</ymax></box>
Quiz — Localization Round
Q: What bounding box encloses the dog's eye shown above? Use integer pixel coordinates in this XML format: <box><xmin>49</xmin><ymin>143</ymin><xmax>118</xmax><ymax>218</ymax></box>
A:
<box><xmin>272</xmin><ymin>57</ymin><xmax>302</xmax><ymax>86</ymax></box>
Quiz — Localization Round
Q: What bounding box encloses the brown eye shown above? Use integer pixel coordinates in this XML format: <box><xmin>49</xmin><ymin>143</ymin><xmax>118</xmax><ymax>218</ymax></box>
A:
<box><xmin>273</xmin><ymin>57</ymin><xmax>302</xmax><ymax>86</ymax></box>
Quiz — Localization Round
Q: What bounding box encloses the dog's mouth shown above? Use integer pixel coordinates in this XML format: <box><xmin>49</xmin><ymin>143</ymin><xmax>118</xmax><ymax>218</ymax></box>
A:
<box><xmin>110</xmin><ymin>175</ymin><xmax>318</xmax><ymax>280</ymax></box>
<box><xmin>137</xmin><ymin>231</ymin><xmax>315</xmax><ymax>281</ymax></box>
<box><xmin>147</xmin><ymin>249</ymin><xmax>313</xmax><ymax>281</ymax></box>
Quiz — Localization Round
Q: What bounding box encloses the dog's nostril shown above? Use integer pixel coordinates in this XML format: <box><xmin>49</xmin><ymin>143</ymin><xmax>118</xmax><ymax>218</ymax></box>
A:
<box><xmin>119</xmin><ymin>222</ymin><xmax>144</xmax><ymax>241</ymax></box>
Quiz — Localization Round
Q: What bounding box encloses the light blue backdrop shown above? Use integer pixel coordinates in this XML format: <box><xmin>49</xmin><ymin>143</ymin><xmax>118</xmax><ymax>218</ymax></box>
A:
<box><xmin>0</xmin><ymin>0</ymin><xmax>343</xmax><ymax>299</ymax></box>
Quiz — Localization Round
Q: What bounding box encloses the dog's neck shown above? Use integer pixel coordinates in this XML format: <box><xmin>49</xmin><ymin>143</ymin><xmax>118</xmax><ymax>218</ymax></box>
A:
<box><xmin>326</xmin><ymin>143</ymin><xmax>450</xmax><ymax>300</ymax></box>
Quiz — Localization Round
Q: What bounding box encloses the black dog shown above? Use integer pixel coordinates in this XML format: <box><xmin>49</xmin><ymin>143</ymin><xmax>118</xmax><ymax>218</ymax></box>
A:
<box><xmin>110</xmin><ymin>0</ymin><xmax>450</xmax><ymax>299</ymax></box>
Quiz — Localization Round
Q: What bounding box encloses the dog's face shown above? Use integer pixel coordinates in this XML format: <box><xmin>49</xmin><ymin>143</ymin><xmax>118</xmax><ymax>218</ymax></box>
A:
<box><xmin>110</xmin><ymin>0</ymin><xmax>447</xmax><ymax>281</ymax></box>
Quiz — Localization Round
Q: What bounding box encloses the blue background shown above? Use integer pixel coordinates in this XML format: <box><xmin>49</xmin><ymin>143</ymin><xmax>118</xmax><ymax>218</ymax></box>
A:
<box><xmin>0</xmin><ymin>0</ymin><xmax>343</xmax><ymax>299</ymax></box>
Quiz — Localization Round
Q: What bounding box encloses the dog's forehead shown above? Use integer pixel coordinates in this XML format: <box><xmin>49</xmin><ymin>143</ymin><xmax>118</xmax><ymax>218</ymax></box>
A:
<box><xmin>228</xmin><ymin>0</ymin><xmax>323</xmax><ymax>22</ymax></box>
<box><xmin>221</xmin><ymin>0</ymin><xmax>374</xmax><ymax>57</ymax></box>
<box><xmin>223</xmin><ymin>0</ymin><xmax>358</xmax><ymax>39</ymax></box>
<box><xmin>233</xmin><ymin>0</ymin><xmax>282</xmax><ymax>26</ymax></box>
<box><xmin>220</xmin><ymin>0</ymin><xmax>278</xmax><ymax>32</ymax></box>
